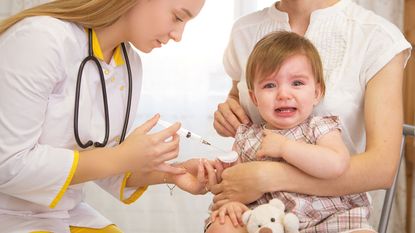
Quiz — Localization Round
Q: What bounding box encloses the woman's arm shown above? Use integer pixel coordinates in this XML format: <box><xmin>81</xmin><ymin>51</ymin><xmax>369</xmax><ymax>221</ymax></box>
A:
<box><xmin>211</xmin><ymin>52</ymin><xmax>406</xmax><ymax>203</ymax></box>
<box><xmin>290</xmin><ymin>50</ymin><xmax>405</xmax><ymax>193</ymax></box>
<box><xmin>257</xmin><ymin>129</ymin><xmax>350</xmax><ymax>179</ymax></box>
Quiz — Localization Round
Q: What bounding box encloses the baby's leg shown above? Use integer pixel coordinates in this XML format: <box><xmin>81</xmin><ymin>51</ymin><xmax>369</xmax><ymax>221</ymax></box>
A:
<box><xmin>205</xmin><ymin>216</ymin><xmax>247</xmax><ymax>233</ymax></box>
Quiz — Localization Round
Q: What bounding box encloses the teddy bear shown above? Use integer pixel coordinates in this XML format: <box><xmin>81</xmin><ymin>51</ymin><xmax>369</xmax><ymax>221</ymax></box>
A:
<box><xmin>242</xmin><ymin>198</ymin><xmax>300</xmax><ymax>233</ymax></box>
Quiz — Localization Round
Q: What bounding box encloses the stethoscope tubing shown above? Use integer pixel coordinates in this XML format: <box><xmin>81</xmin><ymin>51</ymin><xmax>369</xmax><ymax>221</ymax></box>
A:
<box><xmin>73</xmin><ymin>28</ymin><xmax>132</xmax><ymax>148</ymax></box>
<box><xmin>119</xmin><ymin>43</ymin><xmax>132</xmax><ymax>144</ymax></box>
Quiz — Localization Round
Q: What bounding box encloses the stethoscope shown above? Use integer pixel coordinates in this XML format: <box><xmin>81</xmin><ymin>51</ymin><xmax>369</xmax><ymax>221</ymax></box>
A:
<box><xmin>74</xmin><ymin>28</ymin><xmax>133</xmax><ymax>149</ymax></box>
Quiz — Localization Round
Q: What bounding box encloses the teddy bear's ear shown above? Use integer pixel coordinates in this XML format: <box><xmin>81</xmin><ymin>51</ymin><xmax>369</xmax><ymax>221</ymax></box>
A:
<box><xmin>242</xmin><ymin>210</ymin><xmax>252</xmax><ymax>225</ymax></box>
<box><xmin>269</xmin><ymin>198</ymin><xmax>285</xmax><ymax>211</ymax></box>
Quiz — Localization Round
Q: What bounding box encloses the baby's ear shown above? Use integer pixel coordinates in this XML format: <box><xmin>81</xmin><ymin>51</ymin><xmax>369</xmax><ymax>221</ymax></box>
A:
<box><xmin>249</xmin><ymin>90</ymin><xmax>258</xmax><ymax>106</ymax></box>
<box><xmin>242</xmin><ymin>210</ymin><xmax>252</xmax><ymax>225</ymax></box>
<box><xmin>313</xmin><ymin>84</ymin><xmax>323</xmax><ymax>105</ymax></box>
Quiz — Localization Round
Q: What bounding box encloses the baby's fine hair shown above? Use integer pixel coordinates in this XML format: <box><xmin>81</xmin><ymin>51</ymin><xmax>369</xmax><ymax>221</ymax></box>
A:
<box><xmin>246</xmin><ymin>31</ymin><xmax>325</xmax><ymax>96</ymax></box>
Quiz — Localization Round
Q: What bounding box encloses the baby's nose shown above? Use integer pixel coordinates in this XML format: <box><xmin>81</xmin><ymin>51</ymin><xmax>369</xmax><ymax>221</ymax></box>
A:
<box><xmin>277</xmin><ymin>86</ymin><xmax>292</xmax><ymax>100</ymax></box>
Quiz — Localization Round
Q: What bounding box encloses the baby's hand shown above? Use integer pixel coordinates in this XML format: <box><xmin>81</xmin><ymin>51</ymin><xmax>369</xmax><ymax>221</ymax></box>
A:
<box><xmin>211</xmin><ymin>201</ymin><xmax>249</xmax><ymax>227</ymax></box>
<box><xmin>171</xmin><ymin>159</ymin><xmax>207</xmax><ymax>195</ymax></box>
<box><xmin>256</xmin><ymin>129</ymin><xmax>288</xmax><ymax>159</ymax></box>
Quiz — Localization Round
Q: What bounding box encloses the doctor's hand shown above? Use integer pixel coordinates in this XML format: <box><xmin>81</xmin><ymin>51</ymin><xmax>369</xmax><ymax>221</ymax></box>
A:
<box><xmin>117</xmin><ymin>114</ymin><xmax>186</xmax><ymax>175</ymax></box>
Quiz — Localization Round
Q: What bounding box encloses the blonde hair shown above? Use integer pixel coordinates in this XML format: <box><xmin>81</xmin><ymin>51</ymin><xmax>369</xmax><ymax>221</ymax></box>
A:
<box><xmin>0</xmin><ymin>0</ymin><xmax>139</xmax><ymax>34</ymax></box>
<box><xmin>246</xmin><ymin>31</ymin><xmax>325</xmax><ymax>96</ymax></box>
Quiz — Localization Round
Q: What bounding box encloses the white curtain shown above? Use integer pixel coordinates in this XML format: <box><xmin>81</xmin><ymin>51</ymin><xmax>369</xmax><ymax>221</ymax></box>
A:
<box><xmin>4</xmin><ymin>1</ymin><xmax>407</xmax><ymax>233</ymax></box>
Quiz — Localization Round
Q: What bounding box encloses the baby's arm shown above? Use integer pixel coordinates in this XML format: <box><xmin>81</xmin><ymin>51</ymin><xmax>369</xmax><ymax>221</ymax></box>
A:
<box><xmin>218</xmin><ymin>143</ymin><xmax>242</xmax><ymax>168</ymax></box>
<box><xmin>257</xmin><ymin>129</ymin><xmax>349</xmax><ymax>179</ymax></box>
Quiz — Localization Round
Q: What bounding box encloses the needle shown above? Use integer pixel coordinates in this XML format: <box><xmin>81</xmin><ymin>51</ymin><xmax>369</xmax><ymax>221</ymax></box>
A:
<box><xmin>157</xmin><ymin>119</ymin><xmax>238</xmax><ymax>163</ymax></box>
<box><xmin>157</xmin><ymin>119</ymin><xmax>212</xmax><ymax>146</ymax></box>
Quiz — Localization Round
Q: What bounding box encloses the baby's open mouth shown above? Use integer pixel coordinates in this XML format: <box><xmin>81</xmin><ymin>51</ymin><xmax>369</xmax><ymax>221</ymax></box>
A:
<box><xmin>275</xmin><ymin>107</ymin><xmax>297</xmax><ymax>112</ymax></box>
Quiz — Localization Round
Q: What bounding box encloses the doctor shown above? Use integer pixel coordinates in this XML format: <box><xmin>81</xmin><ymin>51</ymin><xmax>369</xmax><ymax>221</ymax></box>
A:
<box><xmin>0</xmin><ymin>0</ymin><xmax>207</xmax><ymax>232</ymax></box>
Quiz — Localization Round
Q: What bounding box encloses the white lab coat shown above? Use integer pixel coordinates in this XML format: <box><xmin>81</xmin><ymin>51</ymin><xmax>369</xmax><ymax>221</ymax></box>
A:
<box><xmin>0</xmin><ymin>16</ymin><xmax>146</xmax><ymax>232</ymax></box>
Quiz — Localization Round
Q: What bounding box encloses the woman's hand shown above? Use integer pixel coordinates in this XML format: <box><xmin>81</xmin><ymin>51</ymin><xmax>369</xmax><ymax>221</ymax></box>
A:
<box><xmin>213</xmin><ymin>81</ymin><xmax>251</xmax><ymax>137</ymax></box>
<box><xmin>210</xmin><ymin>162</ymin><xmax>272</xmax><ymax>210</ymax></box>
<box><xmin>117</xmin><ymin>114</ymin><xmax>186</xmax><ymax>175</ymax></box>
<box><xmin>211</xmin><ymin>201</ymin><xmax>249</xmax><ymax>227</ymax></box>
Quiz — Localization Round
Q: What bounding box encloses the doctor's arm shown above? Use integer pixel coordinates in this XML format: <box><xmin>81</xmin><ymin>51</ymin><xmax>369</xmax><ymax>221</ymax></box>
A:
<box><xmin>71</xmin><ymin>115</ymin><xmax>186</xmax><ymax>185</ymax></box>
<box><xmin>211</xmin><ymin>52</ymin><xmax>405</xmax><ymax>204</ymax></box>
<box><xmin>124</xmin><ymin>158</ymin><xmax>211</xmax><ymax>195</ymax></box>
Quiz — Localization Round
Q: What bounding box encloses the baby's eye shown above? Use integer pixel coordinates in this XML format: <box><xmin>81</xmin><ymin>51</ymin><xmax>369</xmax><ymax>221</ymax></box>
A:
<box><xmin>292</xmin><ymin>80</ymin><xmax>304</xmax><ymax>86</ymax></box>
<box><xmin>263</xmin><ymin>83</ymin><xmax>276</xmax><ymax>88</ymax></box>
<box><xmin>174</xmin><ymin>15</ymin><xmax>183</xmax><ymax>22</ymax></box>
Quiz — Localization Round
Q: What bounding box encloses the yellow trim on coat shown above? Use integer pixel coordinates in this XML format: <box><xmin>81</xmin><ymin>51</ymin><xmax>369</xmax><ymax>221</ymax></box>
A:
<box><xmin>120</xmin><ymin>172</ymin><xmax>147</xmax><ymax>204</ymax></box>
<box><xmin>29</xmin><ymin>224</ymin><xmax>122</xmax><ymax>233</ymax></box>
<box><xmin>89</xmin><ymin>29</ymin><xmax>125</xmax><ymax>66</ymax></box>
<box><xmin>49</xmin><ymin>150</ymin><xmax>79</xmax><ymax>208</ymax></box>
<box><xmin>112</xmin><ymin>46</ymin><xmax>125</xmax><ymax>66</ymax></box>
<box><xmin>70</xmin><ymin>224</ymin><xmax>123</xmax><ymax>233</ymax></box>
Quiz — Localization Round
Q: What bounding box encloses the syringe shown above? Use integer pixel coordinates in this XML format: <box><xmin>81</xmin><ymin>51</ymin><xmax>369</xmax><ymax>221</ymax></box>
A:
<box><xmin>157</xmin><ymin>119</ymin><xmax>238</xmax><ymax>163</ymax></box>
<box><xmin>157</xmin><ymin>119</ymin><xmax>212</xmax><ymax>146</ymax></box>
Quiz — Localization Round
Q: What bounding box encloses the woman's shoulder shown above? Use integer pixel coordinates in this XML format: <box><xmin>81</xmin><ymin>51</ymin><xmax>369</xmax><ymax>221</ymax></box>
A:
<box><xmin>11</xmin><ymin>16</ymin><xmax>77</xmax><ymax>35</ymax></box>
<box><xmin>231</xmin><ymin>7</ymin><xmax>272</xmax><ymax>33</ymax></box>
<box><xmin>2</xmin><ymin>16</ymin><xmax>82</xmax><ymax>48</ymax></box>
<box><xmin>343</xmin><ymin>1</ymin><xmax>404</xmax><ymax>36</ymax></box>
<box><xmin>341</xmin><ymin>1</ymin><xmax>411</xmax><ymax>74</ymax></box>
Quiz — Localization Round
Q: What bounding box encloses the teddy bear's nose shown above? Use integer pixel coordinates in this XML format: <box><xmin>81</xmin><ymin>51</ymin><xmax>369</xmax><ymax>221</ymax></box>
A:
<box><xmin>258</xmin><ymin>227</ymin><xmax>272</xmax><ymax>233</ymax></box>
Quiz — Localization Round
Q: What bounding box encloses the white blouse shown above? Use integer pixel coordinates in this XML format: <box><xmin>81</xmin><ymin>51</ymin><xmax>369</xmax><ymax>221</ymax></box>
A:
<box><xmin>223</xmin><ymin>0</ymin><xmax>411</xmax><ymax>154</ymax></box>
<box><xmin>0</xmin><ymin>16</ymin><xmax>145</xmax><ymax>232</ymax></box>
